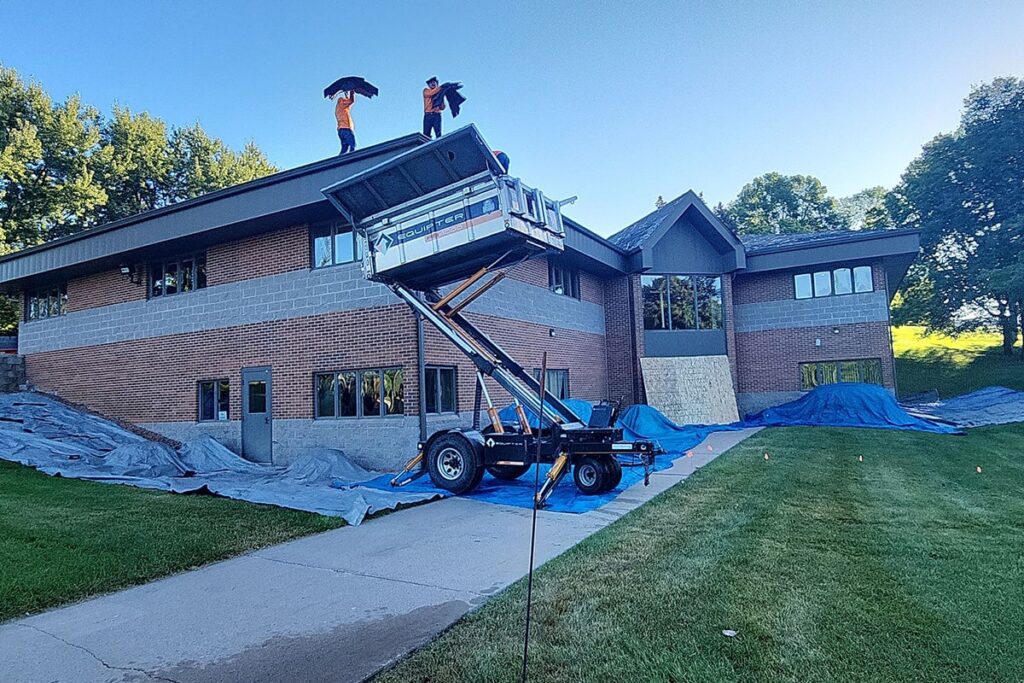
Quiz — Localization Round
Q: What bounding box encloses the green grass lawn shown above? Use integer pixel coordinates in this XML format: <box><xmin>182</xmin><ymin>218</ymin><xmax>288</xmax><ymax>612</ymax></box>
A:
<box><xmin>0</xmin><ymin>461</ymin><xmax>342</xmax><ymax>622</ymax></box>
<box><xmin>894</xmin><ymin>325</ymin><xmax>1024</xmax><ymax>398</ymax></box>
<box><xmin>376</xmin><ymin>424</ymin><xmax>1024</xmax><ymax>683</ymax></box>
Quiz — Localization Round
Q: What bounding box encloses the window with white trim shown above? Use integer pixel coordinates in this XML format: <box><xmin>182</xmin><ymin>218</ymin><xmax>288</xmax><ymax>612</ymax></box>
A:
<box><xmin>794</xmin><ymin>265</ymin><xmax>873</xmax><ymax>299</ymax></box>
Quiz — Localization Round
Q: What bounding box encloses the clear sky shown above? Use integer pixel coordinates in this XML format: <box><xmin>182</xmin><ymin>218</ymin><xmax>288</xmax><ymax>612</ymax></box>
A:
<box><xmin>2</xmin><ymin>0</ymin><xmax>1022</xmax><ymax>235</ymax></box>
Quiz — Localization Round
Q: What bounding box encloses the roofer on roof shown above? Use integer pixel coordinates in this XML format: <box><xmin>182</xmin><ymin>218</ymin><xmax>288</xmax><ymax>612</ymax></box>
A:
<box><xmin>423</xmin><ymin>77</ymin><xmax>444</xmax><ymax>139</ymax></box>
<box><xmin>333</xmin><ymin>90</ymin><xmax>356</xmax><ymax>155</ymax></box>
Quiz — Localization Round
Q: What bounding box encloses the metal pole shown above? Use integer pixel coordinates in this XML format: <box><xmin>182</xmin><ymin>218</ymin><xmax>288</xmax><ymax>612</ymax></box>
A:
<box><xmin>416</xmin><ymin>312</ymin><xmax>427</xmax><ymax>442</ymax></box>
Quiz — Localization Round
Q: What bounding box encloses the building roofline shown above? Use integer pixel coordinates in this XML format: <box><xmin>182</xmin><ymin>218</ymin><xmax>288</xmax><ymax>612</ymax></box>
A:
<box><xmin>742</xmin><ymin>227</ymin><xmax>922</xmax><ymax>256</ymax></box>
<box><xmin>0</xmin><ymin>133</ymin><xmax>428</xmax><ymax>267</ymax></box>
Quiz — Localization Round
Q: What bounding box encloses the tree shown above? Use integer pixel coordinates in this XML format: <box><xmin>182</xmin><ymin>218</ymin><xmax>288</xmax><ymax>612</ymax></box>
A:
<box><xmin>1</xmin><ymin>66</ymin><xmax>107</xmax><ymax>249</ymax></box>
<box><xmin>722</xmin><ymin>172</ymin><xmax>849</xmax><ymax>234</ymax></box>
<box><xmin>837</xmin><ymin>186</ymin><xmax>894</xmax><ymax>230</ymax></box>
<box><xmin>91</xmin><ymin>106</ymin><xmax>172</xmax><ymax>224</ymax></box>
<box><xmin>889</xmin><ymin>77</ymin><xmax>1024</xmax><ymax>355</ymax></box>
<box><xmin>0</xmin><ymin>64</ymin><xmax>278</xmax><ymax>333</ymax></box>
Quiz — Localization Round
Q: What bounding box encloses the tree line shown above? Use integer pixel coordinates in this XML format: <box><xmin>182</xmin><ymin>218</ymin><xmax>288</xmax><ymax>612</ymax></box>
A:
<box><xmin>713</xmin><ymin>77</ymin><xmax>1024</xmax><ymax>357</ymax></box>
<box><xmin>0</xmin><ymin>65</ymin><xmax>277</xmax><ymax>331</ymax></box>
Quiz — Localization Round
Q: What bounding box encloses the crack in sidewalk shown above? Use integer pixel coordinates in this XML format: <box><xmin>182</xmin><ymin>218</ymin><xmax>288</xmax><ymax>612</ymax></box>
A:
<box><xmin>252</xmin><ymin>553</ymin><xmax>487</xmax><ymax>597</ymax></box>
<box><xmin>19</xmin><ymin>623</ymin><xmax>182</xmax><ymax>683</ymax></box>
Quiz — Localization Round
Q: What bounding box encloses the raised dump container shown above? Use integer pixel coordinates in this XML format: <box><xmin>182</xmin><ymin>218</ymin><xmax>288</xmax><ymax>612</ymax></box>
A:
<box><xmin>322</xmin><ymin>125</ymin><xmax>566</xmax><ymax>289</ymax></box>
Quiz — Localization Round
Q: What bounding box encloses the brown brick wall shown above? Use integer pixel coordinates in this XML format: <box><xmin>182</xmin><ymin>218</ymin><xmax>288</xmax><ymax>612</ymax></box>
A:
<box><xmin>603</xmin><ymin>274</ymin><xmax>645</xmax><ymax>404</ymax></box>
<box><xmin>206</xmin><ymin>225</ymin><xmax>310</xmax><ymax>286</ymax></box>
<box><xmin>506</xmin><ymin>257</ymin><xmax>604</xmax><ymax>306</ymax></box>
<box><xmin>722</xmin><ymin>273</ymin><xmax>739</xmax><ymax>392</ymax></box>
<box><xmin>67</xmin><ymin>264</ymin><xmax>148</xmax><ymax>312</ymax></box>
<box><xmin>733</xmin><ymin>261</ymin><xmax>887</xmax><ymax>305</ymax></box>
<box><xmin>24</xmin><ymin>304</ymin><xmax>607</xmax><ymax>425</ymax></box>
<box><xmin>734</xmin><ymin>320</ymin><xmax>896</xmax><ymax>394</ymax></box>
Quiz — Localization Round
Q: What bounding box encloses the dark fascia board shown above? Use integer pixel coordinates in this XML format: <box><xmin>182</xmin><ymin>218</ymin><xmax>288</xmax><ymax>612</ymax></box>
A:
<box><xmin>561</xmin><ymin>217</ymin><xmax>629</xmax><ymax>275</ymax></box>
<box><xmin>0</xmin><ymin>134</ymin><xmax>427</xmax><ymax>287</ymax></box>
<box><xmin>744</xmin><ymin>229</ymin><xmax>921</xmax><ymax>274</ymax></box>
<box><xmin>638</xmin><ymin>191</ymin><xmax>746</xmax><ymax>272</ymax></box>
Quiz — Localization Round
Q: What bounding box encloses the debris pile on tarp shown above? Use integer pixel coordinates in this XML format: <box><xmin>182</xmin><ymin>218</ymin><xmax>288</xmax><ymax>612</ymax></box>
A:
<box><xmin>744</xmin><ymin>383</ymin><xmax>961</xmax><ymax>434</ymax></box>
<box><xmin>901</xmin><ymin>386</ymin><xmax>1024</xmax><ymax>428</ymax></box>
<box><xmin>0</xmin><ymin>393</ymin><xmax>440</xmax><ymax>525</ymax></box>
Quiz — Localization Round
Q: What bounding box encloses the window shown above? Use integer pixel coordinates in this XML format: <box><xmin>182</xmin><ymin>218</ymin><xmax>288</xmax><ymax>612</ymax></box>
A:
<box><xmin>853</xmin><ymin>266</ymin><xmax>873</xmax><ymax>293</ymax></box>
<box><xmin>312</xmin><ymin>223</ymin><xmax>361</xmax><ymax>268</ymax></box>
<box><xmin>793</xmin><ymin>265</ymin><xmax>874</xmax><ymax>299</ymax></box>
<box><xmin>26</xmin><ymin>285</ymin><xmax>68</xmax><ymax>321</ymax></box>
<box><xmin>424</xmin><ymin>366</ymin><xmax>457</xmax><ymax>414</ymax></box>
<box><xmin>247</xmin><ymin>381</ymin><xmax>267</xmax><ymax>413</ymax></box>
<box><xmin>799</xmin><ymin>358</ymin><xmax>883</xmax><ymax>390</ymax></box>
<box><xmin>315</xmin><ymin>368</ymin><xmax>403</xmax><ymax>418</ymax></box>
<box><xmin>641</xmin><ymin>274</ymin><xmax>722</xmax><ymax>331</ymax></box>
<box><xmin>813</xmin><ymin>271</ymin><xmax>832</xmax><ymax>297</ymax></box>
<box><xmin>548</xmin><ymin>262</ymin><xmax>580</xmax><ymax>299</ymax></box>
<box><xmin>150</xmin><ymin>254</ymin><xmax>206</xmax><ymax>298</ymax></box>
<box><xmin>533</xmin><ymin>368</ymin><xmax>570</xmax><ymax>400</ymax></box>
<box><xmin>198</xmin><ymin>380</ymin><xmax>230</xmax><ymax>421</ymax></box>
<box><xmin>794</xmin><ymin>273</ymin><xmax>813</xmax><ymax>300</ymax></box>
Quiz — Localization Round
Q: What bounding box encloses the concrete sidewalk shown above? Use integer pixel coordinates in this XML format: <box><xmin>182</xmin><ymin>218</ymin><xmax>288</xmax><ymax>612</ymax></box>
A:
<box><xmin>1</xmin><ymin>428</ymin><xmax>760</xmax><ymax>683</ymax></box>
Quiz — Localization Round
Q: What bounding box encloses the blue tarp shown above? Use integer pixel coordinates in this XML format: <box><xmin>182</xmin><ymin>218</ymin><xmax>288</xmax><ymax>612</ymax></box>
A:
<box><xmin>902</xmin><ymin>386</ymin><xmax>1024</xmax><ymax>428</ymax></box>
<box><xmin>745</xmin><ymin>383</ymin><xmax>960</xmax><ymax>434</ymax></box>
<box><xmin>356</xmin><ymin>402</ymin><xmax>738</xmax><ymax>514</ymax></box>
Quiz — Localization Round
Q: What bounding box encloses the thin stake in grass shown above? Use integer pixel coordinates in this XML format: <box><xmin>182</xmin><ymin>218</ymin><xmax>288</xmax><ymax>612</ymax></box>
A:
<box><xmin>521</xmin><ymin>351</ymin><xmax>548</xmax><ymax>682</ymax></box>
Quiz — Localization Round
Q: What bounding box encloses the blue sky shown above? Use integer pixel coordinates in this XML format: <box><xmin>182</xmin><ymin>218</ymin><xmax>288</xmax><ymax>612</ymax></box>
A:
<box><xmin>2</xmin><ymin>1</ymin><xmax>1022</xmax><ymax>235</ymax></box>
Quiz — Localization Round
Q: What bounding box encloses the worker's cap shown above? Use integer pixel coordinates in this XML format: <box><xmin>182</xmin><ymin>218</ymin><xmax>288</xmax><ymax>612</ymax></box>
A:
<box><xmin>426</xmin><ymin>76</ymin><xmax>438</xmax><ymax>84</ymax></box>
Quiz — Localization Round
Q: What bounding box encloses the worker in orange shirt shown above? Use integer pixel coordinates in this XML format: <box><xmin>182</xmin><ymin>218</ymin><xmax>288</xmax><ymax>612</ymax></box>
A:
<box><xmin>333</xmin><ymin>90</ymin><xmax>356</xmax><ymax>154</ymax></box>
<box><xmin>423</xmin><ymin>77</ymin><xmax>444</xmax><ymax>139</ymax></box>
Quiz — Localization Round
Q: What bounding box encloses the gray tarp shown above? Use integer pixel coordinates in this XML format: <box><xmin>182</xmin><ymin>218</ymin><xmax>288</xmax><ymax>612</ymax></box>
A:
<box><xmin>0</xmin><ymin>393</ymin><xmax>440</xmax><ymax>525</ymax></box>
<box><xmin>902</xmin><ymin>386</ymin><xmax>1024</xmax><ymax>429</ymax></box>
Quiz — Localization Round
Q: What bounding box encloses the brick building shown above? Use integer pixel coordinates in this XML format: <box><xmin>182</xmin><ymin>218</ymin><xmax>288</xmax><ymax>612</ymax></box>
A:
<box><xmin>0</xmin><ymin>130</ymin><xmax>919</xmax><ymax>469</ymax></box>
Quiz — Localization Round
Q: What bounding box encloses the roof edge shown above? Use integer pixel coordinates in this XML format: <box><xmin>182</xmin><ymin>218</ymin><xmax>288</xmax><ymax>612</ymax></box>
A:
<box><xmin>744</xmin><ymin>228</ymin><xmax>922</xmax><ymax>256</ymax></box>
<box><xmin>0</xmin><ymin>133</ymin><xmax>429</xmax><ymax>266</ymax></box>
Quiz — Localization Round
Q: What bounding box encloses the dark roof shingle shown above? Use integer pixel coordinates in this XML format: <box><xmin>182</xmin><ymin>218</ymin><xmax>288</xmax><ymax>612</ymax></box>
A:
<box><xmin>607</xmin><ymin>193</ymin><xmax>694</xmax><ymax>251</ymax></box>
<box><xmin>739</xmin><ymin>229</ymin><xmax>915</xmax><ymax>254</ymax></box>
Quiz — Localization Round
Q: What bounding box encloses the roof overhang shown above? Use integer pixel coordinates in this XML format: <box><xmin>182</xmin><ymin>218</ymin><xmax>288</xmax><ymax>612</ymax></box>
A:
<box><xmin>0</xmin><ymin>134</ymin><xmax>427</xmax><ymax>291</ymax></box>
<box><xmin>744</xmin><ymin>229</ymin><xmax>921</xmax><ymax>299</ymax></box>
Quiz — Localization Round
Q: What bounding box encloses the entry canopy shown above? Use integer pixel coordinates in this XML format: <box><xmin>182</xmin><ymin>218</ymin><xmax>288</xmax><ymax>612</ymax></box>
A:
<box><xmin>321</xmin><ymin>125</ymin><xmax>506</xmax><ymax>226</ymax></box>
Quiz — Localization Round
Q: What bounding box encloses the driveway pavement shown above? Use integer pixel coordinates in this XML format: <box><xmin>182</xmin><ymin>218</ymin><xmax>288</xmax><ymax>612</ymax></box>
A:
<box><xmin>1</xmin><ymin>427</ymin><xmax>760</xmax><ymax>683</ymax></box>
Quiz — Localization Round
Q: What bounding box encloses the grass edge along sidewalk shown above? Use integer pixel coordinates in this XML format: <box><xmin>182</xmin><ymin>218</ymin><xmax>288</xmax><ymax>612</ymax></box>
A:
<box><xmin>0</xmin><ymin>460</ymin><xmax>343</xmax><ymax>622</ymax></box>
<box><xmin>376</xmin><ymin>424</ymin><xmax>1024</xmax><ymax>683</ymax></box>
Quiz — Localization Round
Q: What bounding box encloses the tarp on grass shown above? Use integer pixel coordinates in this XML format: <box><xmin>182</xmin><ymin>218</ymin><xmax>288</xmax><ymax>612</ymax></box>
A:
<box><xmin>744</xmin><ymin>383</ymin><xmax>960</xmax><ymax>434</ymax></box>
<box><xmin>0</xmin><ymin>393</ymin><xmax>441</xmax><ymax>525</ymax></box>
<box><xmin>901</xmin><ymin>386</ymin><xmax>1024</xmax><ymax>428</ymax></box>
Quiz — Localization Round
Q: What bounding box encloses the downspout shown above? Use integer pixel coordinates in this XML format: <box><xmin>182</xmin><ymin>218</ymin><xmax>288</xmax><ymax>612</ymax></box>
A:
<box><xmin>416</xmin><ymin>312</ymin><xmax>427</xmax><ymax>441</ymax></box>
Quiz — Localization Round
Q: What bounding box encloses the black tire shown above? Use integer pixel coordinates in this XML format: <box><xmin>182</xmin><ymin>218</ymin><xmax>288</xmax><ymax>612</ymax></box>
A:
<box><xmin>603</xmin><ymin>456</ymin><xmax>623</xmax><ymax>491</ymax></box>
<box><xmin>573</xmin><ymin>455</ymin><xmax>609</xmax><ymax>495</ymax></box>
<box><xmin>487</xmin><ymin>463</ymin><xmax>532</xmax><ymax>480</ymax></box>
<box><xmin>426</xmin><ymin>433</ymin><xmax>484</xmax><ymax>494</ymax></box>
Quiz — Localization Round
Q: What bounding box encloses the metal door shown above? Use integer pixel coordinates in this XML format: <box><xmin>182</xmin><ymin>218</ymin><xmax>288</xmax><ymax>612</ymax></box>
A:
<box><xmin>241</xmin><ymin>367</ymin><xmax>273</xmax><ymax>463</ymax></box>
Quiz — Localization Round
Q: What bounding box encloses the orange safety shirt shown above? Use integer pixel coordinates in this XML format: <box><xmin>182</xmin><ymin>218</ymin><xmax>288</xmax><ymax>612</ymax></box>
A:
<box><xmin>335</xmin><ymin>93</ymin><xmax>354</xmax><ymax>130</ymax></box>
<box><xmin>423</xmin><ymin>86</ymin><xmax>445</xmax><ymax>113</ymax></box>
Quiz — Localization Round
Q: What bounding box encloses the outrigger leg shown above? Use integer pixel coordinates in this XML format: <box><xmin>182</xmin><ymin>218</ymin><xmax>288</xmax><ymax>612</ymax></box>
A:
<box><xmin>534</xmin><ymin>452</ymin><xmax>570</xmax><ymax>507</ymax></box>
<box><xmin>390</xmin><ymin>450</ymin><xmax>426</xmax><ymax>487</ymax></box>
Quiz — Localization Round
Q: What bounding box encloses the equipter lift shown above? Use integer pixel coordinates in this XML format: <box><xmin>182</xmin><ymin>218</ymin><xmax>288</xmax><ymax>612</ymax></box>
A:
<box><xmin>323</xmin><ymin>126</ymin><xmax>655</xmax><ymax>506</ymax></box>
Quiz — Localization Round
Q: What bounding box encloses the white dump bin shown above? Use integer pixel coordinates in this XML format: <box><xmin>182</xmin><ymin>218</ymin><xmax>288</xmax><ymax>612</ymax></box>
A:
<box><xmin>322</xmin><ymin>125</ymin><xmax>568</xmax><ymax>290</ymax></box>
<box><xmin>357</xmin><ymin>175</ymin><xmax>565</xmax><ymax>287</ymax></box>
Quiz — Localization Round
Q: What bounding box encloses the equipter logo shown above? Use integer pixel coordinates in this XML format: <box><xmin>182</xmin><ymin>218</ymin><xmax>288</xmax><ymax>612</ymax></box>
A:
<box><xmin>376</xmin><ymin>197</ymin><xmax>498</xmax><ymax>255</ymax></box>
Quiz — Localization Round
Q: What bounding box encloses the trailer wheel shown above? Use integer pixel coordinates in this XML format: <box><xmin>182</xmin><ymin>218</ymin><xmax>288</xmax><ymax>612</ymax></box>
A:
<box><xmin>426</xmin><ymin>433</ymin><xmax>484</xmax><ymax>494</ymax></box>
<box><xmin>573</xmin><ymin>455</ymin><xmax>609</xmax><ymax>495</ymax></box>
<box><xmin>487</xmin><ymin>463</ymin><xmax>532</xmax><ymax>480</ymax></box>
<box><xmin>603</xmin><ymin>457</ymin><xmax>623</xmax><ymax>491</ymax></box>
